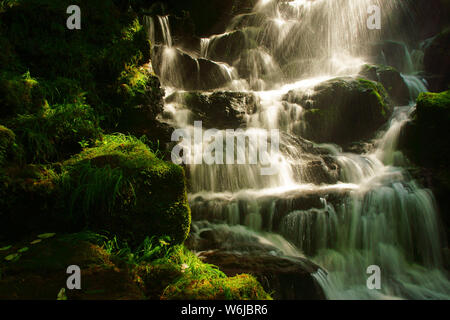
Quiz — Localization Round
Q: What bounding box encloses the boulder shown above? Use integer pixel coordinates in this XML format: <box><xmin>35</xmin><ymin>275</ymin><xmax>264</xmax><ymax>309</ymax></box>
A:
<box><xmin>0</xmin><ymin>125</ymin><xmax>19</xmax><ymax>166</ymax></box>
<box><xmin>372</xmin><ymin>40</ymin><xmax>414</xmax><ymax>73</ymax></box>
<box><xmin>424</xmin><ymin>28</ymin><xmax>450</xmax><ymax>92</ymax></box>
<box><xmin>0</xmin><ymin>135</ymin><xmax>191</xmax><ymax>246</ymax></box>
<box><xmin>198</xmin><ymin>250</ymin><xmax>326</xmax><ymax>300</ymax></box>
<box><xmin>400</xmin><ymin>90</ymin><xmax>450</xmax><ymax>235</ymax></box>
<box><xmin>206</xmin><ymin>29</ymin><xmax>258</xmax><ymax>65</ymax></box>
<box><xmin>0</xmin><ymin>234</ymin><xmax>144</xmax><ymax>300</ymax></box>
<box><xmin>283</xmin><ymin>77</ymin><xmax>392</xmax><ymax>145</ymax></box>
<box><xmin>359</xmin><ymin>64</ymin><xmax>410</xmax><ymax>105</ymax></box>
<box><xmin>152</xmin><ymin>45</ymin><xmax>233</xmax><ymax>90</ymax></box>
<box><xmin>166</xmin><ymin>91</ymin><xmax>259</xmax><ymax>129</ymax></box>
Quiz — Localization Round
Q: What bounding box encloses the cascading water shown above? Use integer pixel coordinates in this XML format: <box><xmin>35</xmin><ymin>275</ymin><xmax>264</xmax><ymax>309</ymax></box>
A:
<box><xmin>148</xmin><ymin>0</ymin><xmax>450</xmax><ymax>299</ymax></box>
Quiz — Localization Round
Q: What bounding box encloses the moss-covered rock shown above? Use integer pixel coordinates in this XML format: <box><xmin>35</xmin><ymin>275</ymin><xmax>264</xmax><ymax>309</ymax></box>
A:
<box><xmin>0</xmin><ymin>72</ymin><xmax>45</xmax><ymax>118</ymax></box>
<box><xmin>0</xmin><ymin>233</ymin><xmax>144</xmax><ymax>300</ymax></box>
<box><xmin>61</xmin><ymin>134</ymin><xmax>191</xmax><ymax>245</ymax></box>
<box><xmin>400</xmin><ymin>90</ymin><xmax>450</xmax><ymax>233</ymax></box>
<box><xmin>0</xmin><ymin>233</ymin><xmax>270</xmax><ymax>300</ymax></box>
<box><xmin>283</xmin><ymin>77</ymin><xmax>392</xmax><ymax>145</ymax></box>
<box><xmin>0</xmin><ymin>135</ymin><xmax>191</xmax><ymax>245</ymax></box>
<box><xmin>8</xmin><ymin>100</ymin><xmax>102</xmax><ymax>163</ymax></box>
<box><xmin>0</xmin><ymin>125</ymin><xmax>20</xmax><ymax>166</ymax></box>
<box><xmin>359</xmin><ymin>64</ymin><xmax>410</xmax><ymax>105</ymax></box>
<box><xmin>166</xmin><ymin>91</ymin><xmax>258</xmax><ymax>129</ymax></box>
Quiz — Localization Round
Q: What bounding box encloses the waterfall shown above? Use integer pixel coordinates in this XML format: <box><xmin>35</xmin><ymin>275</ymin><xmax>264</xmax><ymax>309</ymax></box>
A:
<box><xmin>150</xmin><ymin>0</ymin><xmax>450</xmax><ymax>299</ymax></box>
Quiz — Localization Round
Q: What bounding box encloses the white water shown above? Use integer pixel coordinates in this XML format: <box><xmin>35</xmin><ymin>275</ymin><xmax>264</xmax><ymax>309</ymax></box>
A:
<box><xmin>148</xmin><ymin>0</ymin><xmax>450</xmax><ymax>299</ymax></box>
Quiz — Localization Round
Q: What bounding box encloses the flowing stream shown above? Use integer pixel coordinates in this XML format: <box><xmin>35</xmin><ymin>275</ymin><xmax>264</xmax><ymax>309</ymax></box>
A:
<box><xmin>146</xmin><ymin>0</ymin><xmax>450</xmax><ymax>299</ymax></box>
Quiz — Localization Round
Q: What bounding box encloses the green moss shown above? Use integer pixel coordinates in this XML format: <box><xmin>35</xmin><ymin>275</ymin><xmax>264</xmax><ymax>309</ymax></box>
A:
<box><xmin>8</xmin><ymin>100</ymin><xmax>102</xmax><ymax>163</ymax></box>
<box><xmin>0</xmin><ymin>71</ymin><xmax>45</xmax><ymax>118</ymax></box>
<box><xmin>132</xmin><ymin>245</ymin><xmax>271</xmax><ymax>300</ymax></box>
<box><xmin>60</xmin><ymin>134</ymin><xmax>191</xmax><ymax>245</ymax></box>
<box><xmin>0</xmin><ymin>125</ymin><xmax>20</xmax><ymax>166</ymax></box>
<box><xmin>416</xmin><ymin>90</ymin><xmax>450</xmax><ymax>123</ymax></box>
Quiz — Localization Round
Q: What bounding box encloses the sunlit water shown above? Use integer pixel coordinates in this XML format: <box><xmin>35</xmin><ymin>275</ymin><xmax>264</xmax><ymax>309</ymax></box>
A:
<box><xmin>146</xmin><ymin>0</ymin><xmax>450</xmax><ymax>299</ymax></box>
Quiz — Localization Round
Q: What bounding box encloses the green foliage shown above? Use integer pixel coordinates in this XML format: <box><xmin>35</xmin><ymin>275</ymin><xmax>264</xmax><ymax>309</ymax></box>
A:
<box><xmin>160</xmin><ymin>246</ymin><xmax>270</xmax><ymax>300</ymax></box>
<box><xmin>60</xmin><ymin>134</ymin><xmax>191</xmax><ymax>245</ymax></box>
<box><xmin>60</xmin><ymin>162</ymin><xmax>133</xmax><ymax>225</ymax></box>
<box><xmin>9</xmin><ymin>100</ymin><xmax>102</xmax><ymax>163</ymax></box>
<box><xmin>0</xmin><ymin>71</ymin><xmax>44</xmax><ymax>118</ymax></box>
<box><xmin>0</xmin><ymin>125</ymin><xmax>21</xmax><ymax>166</ymax></box>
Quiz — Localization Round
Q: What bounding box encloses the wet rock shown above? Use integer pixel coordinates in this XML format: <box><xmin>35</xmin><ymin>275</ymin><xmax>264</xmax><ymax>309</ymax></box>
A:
<box><xmin>166</xmin><ymin>91</ymin><xmax>259</xmax><ymax>129</ymax></box>
<box><xmin>372</xmin><ymin>40</ymin><xmax>414</xmax><ymax>73</ymax></box>
<box><xmin>423</xmin><ymin>28</ymin><xmax>450</xmax><ymax>92</ymax></box>
<box><xmin>152</xmin><ymin>45</ymin><xmax>232</xmax><ymax>90</ymax></box>
<box><xmin>206</xmin><ymin>29</ymin><xmax>259</xmax><ymax>65</ymax></box>
<box><xmin>359</xmin><ymin>64</ymin><xmax>410</xmax><ymax>105</ymax></box>
<box><xmin>399</xmin><ymin>90</ymin><xmax>450</xmax><ymax>233</ymax></box>
<box><xmin>283</xmin><ymin>77</ymin><xmax>392</xmax><ymax>146</ymax></box>
<box><xmin>198</xmin><ymin>250</ymin><xmax>326</xmax><ymax>300</ymax></box>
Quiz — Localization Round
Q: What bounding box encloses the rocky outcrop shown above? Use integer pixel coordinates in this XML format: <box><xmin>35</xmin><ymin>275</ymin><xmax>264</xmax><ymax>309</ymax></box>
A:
<box><xmin>152</xmin><ymin>45</ymin><xmax>233</xmax><ymax>90</ymax></box>
<box><xmin>424</xmin><ymin>28</ymin><xmax>450</xmax><ymax>92</ymax></box>
<box><xmin>0</xmin><ymin>234</ymin><xmax>144</xmax><ymax>300</ymax></box>
<box><xmin>400</xmin><ymin>90</ymin><xmax>450</xmax><ymax>234</ymax></box>
<box><xmin>166</xmin><ymin>91</ymin><xmax>259</xmax><ymax>129</ymax></box>
<box><xmin>198</xmin><ymin>250</ymin><xmax>326</xmax><ymax>300</ymax></box>
<box><xmin>206</xmin><ymin>29</ymin><xmax>259</xmax><ymax>65</ymax></box>
<box><xmin>359</xmin><ymin>64</ymin><xmax>410</xmax><ymax>105</ymax></box>
<box><xmin>283</xmin><ymin>77</ymin><xmax>392</xmax><ymax>145</ymax></box>
<box><xmin>0</xmin><ymin>135</ymin><xmax>191</xmax><ymax>246</ymax></box>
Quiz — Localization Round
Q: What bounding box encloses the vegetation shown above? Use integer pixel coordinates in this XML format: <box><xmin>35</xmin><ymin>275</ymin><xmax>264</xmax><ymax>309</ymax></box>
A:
<box><xmin>0</xmin><ymin>0</ymin><xmax>270</xmax><ymax>300</ymax></box>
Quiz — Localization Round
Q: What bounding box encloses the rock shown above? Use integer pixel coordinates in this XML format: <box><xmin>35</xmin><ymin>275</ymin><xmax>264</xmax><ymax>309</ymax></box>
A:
<box><xmin>206</xmin><ymin>29</ymin><xmax>258</xmax><ymax>65</ymax></box>
<box><xmin>166</xmin><ymin>91</ymin><xmax>259</xmax><ymax>129</ymax></box>
<box><xmin>424</xmin><ymin>28</ymin><xmax>450</xmax><ymax>92</ymax></box>
<box><xmin>152</xmin><ymin>45</ymin><xmax>233</xmax><ymax>90</ymax></box>
<box><xmin>198</xmin><ymin>250</ymin><xmax>326</xmax><ymax>300</ymax></box>
<box><xmin>0</xmin><ymin>234</ymin><xmax>144</xmax><ymax>300</ymax></box>
<box><xmin>0</xmin><ymin>72</ymin><xmax>45</xmax><ymax>118</ymax></box>
<box><xmin>372</xmin><ymin>40</ymin><xmax>414</xmax><ymax>73</ymax></box>
<box><xmin>359</xmin><ymin>64</ymin><xmax>410</xmax><ymax>105</ymax></box>
<box><xmin>400</xmin><ymin>90</ymin><xmax>450</xmax><ymax>234</ymax></box>
<box><xmin>0</xmin><ymin>135</ymin><xmax>191</xmax><ymax>246</ymax></box>
<box><xmin>283</xmin><ymin>77</ymin><xmax>392</xmax><ymax>145</ymax></box>
<box><xmin>0</xmin><ymin>125</ymin><xmax>19</xmax><ymax>166</ymax></box>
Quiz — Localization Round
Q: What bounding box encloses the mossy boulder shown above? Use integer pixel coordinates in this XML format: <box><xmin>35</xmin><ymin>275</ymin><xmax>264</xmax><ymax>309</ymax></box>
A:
<box><xmin>424</xmin><ymin>28</ymin><xmax>450</xmax><ymax>92</ymax></box>
<box><xmin>0</xmin><ymin>135</ymin><xmax>191</xmax><ymax>245</ymax></box>
<box><xmin>401</xmin><ymin>91</ymin><xmax>450</xmax><ymax>166</ymax></box>
<box><xmin>0</xmin><ymin>72</ymin><xmax>45</xmax><ymax>118</ymax></box>
<box><xmin>8</xmin><ymin>101</ymin><xmax>102</xmax><ymax>163</ymax></box>
<box><xmin>400</xmin><ymin>91</ymin><xmax>450</xmax><ymax>233</ymax></box>
<box><xmin>0</xmin><ymin>233</ymin><xmax>144</xmax><ymax>300</ymax></box>
<box><xmin>359</xmin><ymin>64</ymin><xmax>410</xmax><ymax>105</ymax></box>
<box><xmin>165</xmin><ymin>91</ymin><xmax>258</xmax><ymax>129</ymax></box>
<box><xmin>0</xmin><ymin>125</ymin><xmax>20</xmax><ymax>166</ymax></box>
<box><xmin>61</xmin><ymin>135</ymin><xmax>191</xmax><ymax>245</ymax></box>
<box><xmin>283</xmin><ymin>77</ymin><xmax>392</xmax><ymax>145</ymax></box>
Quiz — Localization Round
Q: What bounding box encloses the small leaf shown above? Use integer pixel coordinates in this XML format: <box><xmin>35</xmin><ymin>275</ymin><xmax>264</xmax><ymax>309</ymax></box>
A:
<box><xmin>18</xmin><ymin>247</ymin><xmax>29</xmax><ymax>253</ymax></box>
<box><xmin>57</xmin><ymin>288</ymin><xmax>67</xmax><ymax>301</ymax></box>
<box><xmin>0</xmin><ymin>245</ymin><xmax>12</xmax><ymax>251</ymax></box>
<box><xmin>4</xmin><ymin>253</ymin><xmax>20</xmax><ymax>262</ymax></box>
<box><xmin>30</xmin><ymin>239</ymin><xmax>42</xmax><ymax>245</ymax></box>
<box><xmin>38</xmin><ymin>233</ymin><xmax>56</xmax><ymax>239</ymax></box>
